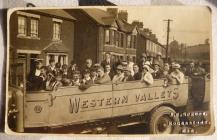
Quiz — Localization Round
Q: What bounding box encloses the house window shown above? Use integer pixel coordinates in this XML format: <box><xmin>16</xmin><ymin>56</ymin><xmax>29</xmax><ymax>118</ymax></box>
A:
<box><xmin>120</xmin><ymin>33</ymin><xmax>124</xmax><ymax>47</ymax></box>
<box><xmin>47</xmin><ymin>54</ymin><xmax>68</xmax><ymax>66</ymax></box>
<box><xmin>53</xmin><ymin>22</ymin><xmax>61</xmax><ymax>40</ymax></box>
<box><xmin>127</xmin><ymin>35</ymin><xmax>131</xmax><ymax>48</ymax></box>
<box><xmin>105</xmin><ymin>29</ymin><xmax>110</xmax><ymax>44</ymax></box>
<box><xmin>132</xmin><ymin>35</ymin><xmax>136</xmax><ymax>48</ymax></box>
<box><xmin>115</xmin><ymin>31</ymin><xmax>119</xmax><ymax>47</ymax></box>
<box><xmin>30</xmin><ymin>18</ymin><xmax>39</xmax><ymax>37</ymax></box>
<box><xmin>18</xmin><ymin>16</ymin><xmax>27</xmax><ymax>36</ymax></box>
<box><xmin>110</xmin><ymin>30</ymin><xmax>115</xmax><ymax>45</ymax></box>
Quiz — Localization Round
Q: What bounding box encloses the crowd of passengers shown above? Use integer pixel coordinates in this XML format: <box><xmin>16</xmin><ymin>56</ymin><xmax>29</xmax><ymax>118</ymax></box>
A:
<box><xmin>27</xmin><ymin>52</ymin><xmax>208</xmax><ymax>91</ymax></box>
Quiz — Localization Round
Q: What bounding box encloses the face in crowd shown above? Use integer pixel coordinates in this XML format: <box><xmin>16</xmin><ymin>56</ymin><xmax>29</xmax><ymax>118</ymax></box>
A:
<box><xmin>97</xmin><ymin>67</ymin><xmax>105</xmax><ymax>78</ymax></box>
<box><xmin>84</xmin><ymin>72</ymin><xmax>90</xmax><ymax>80</ymax></box>
<box><xmin>133</xmin><ymin>64</ymin><xmax>139</xmax><ymax>73</ymax></box>
<box><xmin>36</xmin><ymin>61</ymin><xmax>42</xmax><ymax>69</ymax></box>
<box><xmin>105</xmin><ymin>53</ymin><xmax>111</xmax><ymax>61</ymax></box>
<box><xmin>105</xmin><ymin>64</ymin><xmax>111</xmax><ymax>72</ymax></box>
<box><xmin>91</xmin><ymin>70</ymin><xmax>97</xmax><ymax>78</ymax></box>
<box><xmin>73</xmin><ymin>73</ymin><xmax>80</xmax><ymax>81</ymax></box>
<box><xmin>124</xmin><ymin>70</ymin><xmax>131</xmax><ymax>77</ymax></box>
<box><xmin>154</xmin><ymin>64</ymin><xmax>160</xmax><ymax>71</ymax></box>
<box><xmin>190</xmin><ymin>62</ymin><xmax>195</xmax><ymax>68</ymax></box>
<box><xmin>164</xmin><ymin>63</ymin><xmax>170</xmax><ymax>71</ymax></box>
<box><xmin>50</xmin><ymin>60</ymin><xmax>55</xmax><ymax>67</ymax></box>
<box><xmin>86</xmin><ymin>59</ymin><xmax>92</xmax><ymax>68</ymax></box>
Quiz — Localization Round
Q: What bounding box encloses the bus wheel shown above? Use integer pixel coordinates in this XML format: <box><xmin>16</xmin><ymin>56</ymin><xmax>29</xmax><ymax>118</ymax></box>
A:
<box><xmin>149</xmin><ymin>106</ymin><xmax>179</xmax><ymax>134</ymax></box>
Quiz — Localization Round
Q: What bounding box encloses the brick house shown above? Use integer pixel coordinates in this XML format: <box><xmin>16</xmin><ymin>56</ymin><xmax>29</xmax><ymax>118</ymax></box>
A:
<box><xmin>66</xmin><ymin>8</ymin><xmax>137</xmax><ymax>68</ymax></box>
<box><xmin>9</xmin><ymin>9</ymin><xmax>76</xmax><ymax>75</ymax></box>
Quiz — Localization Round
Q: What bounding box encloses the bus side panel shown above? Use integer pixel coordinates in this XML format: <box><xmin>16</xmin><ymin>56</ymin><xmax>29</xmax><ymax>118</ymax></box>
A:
<box><xmin>48</xmin><ymin>84</ymin><xmax>113</xmax><ymax>126</ymax></box>
<box><xmin>112</xmin><ymin>80</ymin><xmax>188</xmax><ymax>117</ymax></box>
<box><xmin>24</xmin><ymin>93</ymin><xmax>50</xmax><ymax>128</ymax></box>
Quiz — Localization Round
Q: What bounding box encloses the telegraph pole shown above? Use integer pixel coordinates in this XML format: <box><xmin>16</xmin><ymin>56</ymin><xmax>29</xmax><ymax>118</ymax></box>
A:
<box><xmin>164</xmin><ymin>19</ymin><xmax>173</xmax><ymax>61</ymax></box>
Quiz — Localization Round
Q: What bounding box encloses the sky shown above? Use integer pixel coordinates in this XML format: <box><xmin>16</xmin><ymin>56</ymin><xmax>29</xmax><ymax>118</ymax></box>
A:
<box><xmin>118</xmin><ymin>6</ymin><xmax>211</xmax><ymax>46</ymax></box>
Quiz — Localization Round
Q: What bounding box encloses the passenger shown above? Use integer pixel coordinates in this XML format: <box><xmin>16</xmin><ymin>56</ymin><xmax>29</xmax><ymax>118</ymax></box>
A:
<box><xmin>152</xmin><ymin>62</ymin><xmax>163</xmax><ymax>79</ymax></box>
<box><xmin>193</xmin><ymin>62</ymin><xmax>206</xmax><ymax>76</ymax></box>
<box><xmin>185</xmin><ymin>61</ymin><xmax>195</xmax><ymax>76</ymax></box>
<box><xmin>83</xmin><ymin>58</ymin><xmax>93</xmax><ymax>72</ymax></box>
<box><xmin>79</xmin><ymin>69</ymin><xmax>93</xmax><ymax>90</ymax></box>
<box><xmin>147</xmin><ymin>55</ymin><xmax>154</xmax><ymax>65</ymax></box>
<box><xmin>105</xmin><ymin>64</ymin><xmax>114</xmax><ymax>80</ymax></box>
<box><xmin>153</xmin><ymin>52</ymin><xmax>164</xmax><ymax>68</ymax></box>
<box><xmin>126</xmin><ymin>56</ymin><xmax>134</xmax><ymax>76</ymax></box>
<box><xmin>101</xmin><ymin>52</ymin><xmax>114</xmax><ymax>72</ymax></box>
<box><xmin>138</xmin><ymin>53</ymin><xmax>147</xmax><ymax>72</ymax></box>
<box><xmin>28</xmin><ymin>60</ymin><xmax>43</xmax><ymax>91</ymax></box>
<box><xmin>122</xmin><ymin>67</ymin><xmax>134</xmax><ymax>82</ymax></box>
<box><xmin>68</xmin><ymin>60</ymin><xmax>78</xmax><ymax>79</ymax></box>
<box><xmin>112</xmin><ymin>65</ymin><xmax>124</xmax><ymax>83</ymax></box>
<box><xmin>61</xmin><ymin>64</ymin><xmax>71</xmax><ymax>86</ymax></box>
<box><xmin>170</xmin><ymin>64</ymin><xmax>184</xmax><ymax>84</ymax></box>
<box><xmin>47</xmin><ymin>59</ymin><xmax>56</xmax><ymax>76</ymax></box>
<box><xmin>141</xmin><ymin>65</ymin><xmax>154</xmax><ymax>85</ymax></box>
<box><xmin>90</xmin><ymin>68</ymin><xmax>98</xmax><ymax>83</ymax></box>
<box><xmin>133</xmin><ymin>64</ymin><xmax>142</xmax><ymax>80</ymax></box>
<box><xmin>39</xmin><ymin>66</ymin><xmax>48</xmax><ymax>89</ymax></box>
<box><xmin>95</xmin><ymin>66</ymin><xmax>111</xmax><ymax>84</ymax></box>
<box><xmin>144</xmin><ymin>61</ymin><xmax>154</xmax><ymax>74</ymax></box>
<box><xmin>71</xmin><ymin>71</ymin><xmax>81</xmax><ymax>86</ymax></box>
<box><xmin>55</xmin><ymin>62</ymin><xmax>63</xmax><ymax>76</ymax></box>
<box><xmin>161</xmin><ymin>62</ymin><xmax>172</xmax><ymax>78</ymax></box>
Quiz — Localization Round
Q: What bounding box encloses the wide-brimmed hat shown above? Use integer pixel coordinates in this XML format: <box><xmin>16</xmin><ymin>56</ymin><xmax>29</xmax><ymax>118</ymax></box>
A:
<box><xmin>143</xmin><ymin>65</ymin><xmax>150</xmax><ymax>71</ymax></box>
<box><xmin>157</xmin><ymin>52</ymin><xmax>162</xmax><ymax>56</ymax></box>
<box><xmin>121</xmin><ymin>61</ymin><xmax>128</xmax><ymax>66</ymax></box>
<box><xmin>172</xmin><ymin>64</ymin><xmax>181</xmax><ymax>69</ymax></box>
<box><xmin>154</xmin><ymin>61</ymin><xmax>160</xmax><ymax>67</ymax></box>
<box><xmin>116</xmin><ymin>65</ymin><xmax>123</xmax><ymax>70</ymax></box>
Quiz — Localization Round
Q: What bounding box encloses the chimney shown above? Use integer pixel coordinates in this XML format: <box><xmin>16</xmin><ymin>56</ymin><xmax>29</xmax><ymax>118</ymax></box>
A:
<box><xmin>107</xmin><ymin>8</ymin><xmax>118</xmax><ymax>18</ymax></box>
<box><xmin>132</xmin><ymin>20</ymin><xmax>143</xmax><ymax>28</ymax></box>
<box><xmin>118</xmin><ymin>10</ymin><xmax>128</xmax><ymax>22</ymax></box>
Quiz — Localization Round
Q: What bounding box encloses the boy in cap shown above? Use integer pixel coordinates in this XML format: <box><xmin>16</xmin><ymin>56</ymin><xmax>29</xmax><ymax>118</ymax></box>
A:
<box><xmin>154</xmin><ymin>52</ymin><xmax>164</xmax><ymax>68</ymax></box>
<box><xmin>112</xmin><ymin>65</ymin><xmax>124</xmax><ymax>83</ymax></box>
<box><xmin>122</xmin><ymin>67</ymin><xmax>134</xmax><ymax>82</ymax></box>
<box><xmin>79</xmin><ymin>69</ymin><xmax>93</xmax><ymax>90</ymax></box>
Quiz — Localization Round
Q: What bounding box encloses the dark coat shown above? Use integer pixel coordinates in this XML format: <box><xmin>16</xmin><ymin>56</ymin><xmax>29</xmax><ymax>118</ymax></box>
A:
<box><xmin>79</xmin><ymin>79</ymin><xmax>93</xmax><ymax>90</ymax></box>
<box><xmin>133</xmin><ymin>72</ymin><xmax>142</xmax><ymax>80</ymax></box>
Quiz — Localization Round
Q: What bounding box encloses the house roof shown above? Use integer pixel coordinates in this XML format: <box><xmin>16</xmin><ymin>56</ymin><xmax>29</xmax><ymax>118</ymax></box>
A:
<box><xmin>43</xmin><ymin>41</ymin><xmax>69</xmax><ymax>53</ymax></box>
<box><xmin>116</xmin><ymin>19</ymin><xmax>136</xmax><ymax>33</ymax></box>
<box><xmin>82</xmin><ymin>8</ymin><xmax>115</xmax><ymax>26</ymax></box>
<box><xmin>31</xmin><ymin>9</ymin><xmax>77</xmax><ymax>21</ymax></box>
<box><xmin>82</xmin><ymin>8</ymin><xmax>136</xmax><ymax>33</ymax></box>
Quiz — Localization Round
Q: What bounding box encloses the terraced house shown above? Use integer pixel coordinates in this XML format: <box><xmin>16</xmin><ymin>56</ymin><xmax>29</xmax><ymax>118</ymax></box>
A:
<box><xmin>66</xmin><ymin>8</ymin><xmax>138</xmax><ymax>68</ymax></box>
<box><xmin>9</xmin><ymin>9</ymin><xmax>76</xmax><ymax>75</ymax></box>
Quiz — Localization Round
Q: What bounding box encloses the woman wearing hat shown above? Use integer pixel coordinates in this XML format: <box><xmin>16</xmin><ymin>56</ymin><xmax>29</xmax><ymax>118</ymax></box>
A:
<box><xmin>170</xmin><ymin>63</ymin><xmax>184</xmax><ymax>84</ymax></box>
<box><xmin>141</xmin><ymin>64</ymin><xmax>154</xmax><ymax>85</ymax></box>
<box><xmin>112</xmin><ymin>65</ymin><xmax>124</xmax><ymax>83</ymax></box>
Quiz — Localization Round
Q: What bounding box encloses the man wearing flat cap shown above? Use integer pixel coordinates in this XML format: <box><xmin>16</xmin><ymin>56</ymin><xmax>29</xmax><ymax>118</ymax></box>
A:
<box><xmin>152</xmin><ymin>62</ymin><xmax>163</xmax><ymax>79</ymax></box>
<box><xmin>170</xmin><ymin>63</ymin><xmax>184</xmax><ymax>84</ymax></box>
<box><xmin>112</xmin><ymin>65</ymin><xmax>125</xmax><ymax>83</ymax></box>
<box><xmin>122</xmin><ymin>67</ymin><xmax>134</xmax><ymax>82</ymax></box>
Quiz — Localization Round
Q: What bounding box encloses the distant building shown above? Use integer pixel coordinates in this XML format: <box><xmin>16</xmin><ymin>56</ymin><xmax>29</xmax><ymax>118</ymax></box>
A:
<box><xmin>9</xmin><ymin>9</ymin><xmax>76</xmax><ymax>75</ymax></box>
<box><xmin>66</xmin><ymin>8</ymin><xmax>138</xmax><ymax>68</ymax></box>
<box><xmin>136</xmin><ymin>27</ymin><xmax>165</xmax><ymax>61</ymax></box>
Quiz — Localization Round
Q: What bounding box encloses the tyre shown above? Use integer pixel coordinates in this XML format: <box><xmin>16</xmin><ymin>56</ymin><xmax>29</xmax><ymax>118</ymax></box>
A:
<box><xmin>149</xmin><ymin>106</ymin><xmax>180</xmax><ymax>134</ymax></box>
